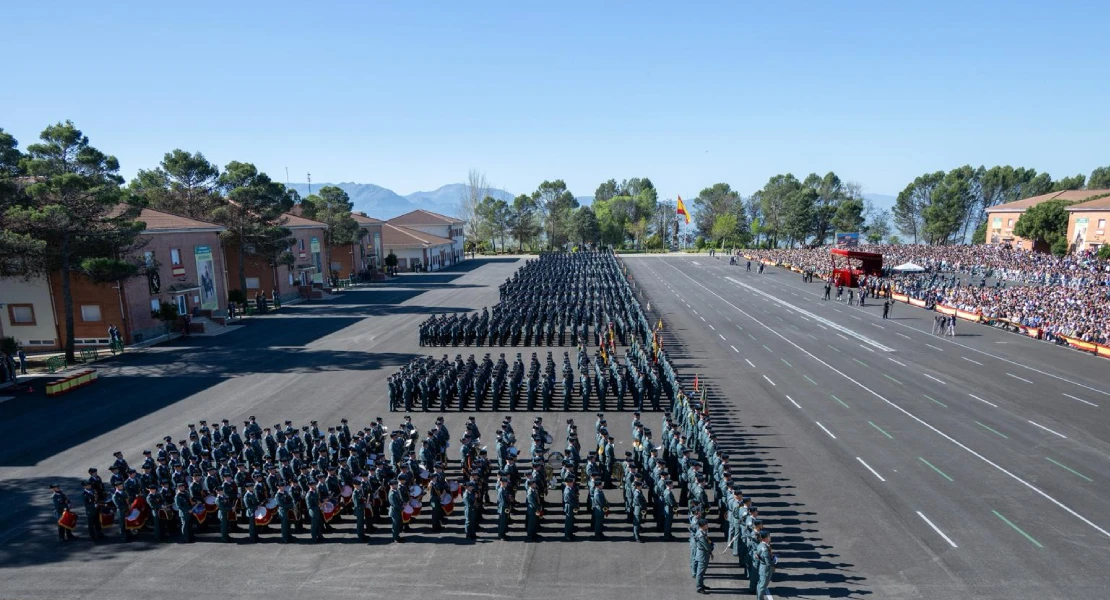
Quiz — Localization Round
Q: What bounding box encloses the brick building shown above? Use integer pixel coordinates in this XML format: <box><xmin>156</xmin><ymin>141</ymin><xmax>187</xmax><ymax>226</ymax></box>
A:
<box><xmin>387</xmin><ymin>209</ymin><xmax>466</xmax><ymax>266</ymax></box>
<box><xmin>223</xmin><ymin>213</ymin><xmax>327</xmax><ymax>301</ymax></box>
<box><xmin>986</xmin><ymin>189</ymin><xmax>1110</xmax><ymax>251</ymax></box>
<box><xmin>330</xmin><ymin>213</ymin><xmax>385</xmax><ymax>279</ymax></box>
<box><xmin>1066</xmin><ymin>193</ymin><xmax>1110</xmax><ymax>252</ymax></box>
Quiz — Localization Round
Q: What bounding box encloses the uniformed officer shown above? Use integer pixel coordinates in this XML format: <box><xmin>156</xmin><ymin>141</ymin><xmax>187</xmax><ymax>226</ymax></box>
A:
<box><xmin>276</xmin><ymin>481</ymin><xmax>295</xmax><ymax>543</ymax></box>
<box><xmin>174</xmin><ymin>482</ymin><xmax>195</xmax><ymax>543</ymax></box>
<box><xmin>496</xmin><ymin>477</ymin><xmax>513</xmax><ymax>540</ymax></box>
<box><xmin>590</xmin><ymin>477</ymin><xmax>608</xmax><ymax>539</ymax></box>
<box><xmin>216</xmin><ymin>488</ymin><xmax>232</xmax><ymax>542</ymax></box>
<box><xmin>755</xmin><ymin>529</ymin><xmax>776</xmax><ymax>599</ymax></box>
<box><xmin>693</xmin><ymin>518</ymin><xmax>715</xmax><ymax>594</ymax></box>
<box><xmin>662</xmin><ymin>479</ymin><xmax>677</xmax><ymax>540</ymax></box>
<box><xmin>525</xmin><ymin>478</ymin><xmax>542</xmax><ymax>542</ymax></box>
<box><xmin>81</xmin><ymin>480</ymin><xmax>103</xmax><ymax>541</ymax></box>
<box><xmin>387</xmin><ymin>479</ymin><xmax>404</xmax><ymax>542</ymax></box>
<box><xmin>111</xmin><ymin>481</ymin><xmax>132</xmax><ymax>542</ymax></box>
<box><xmin>631</xmin><ymin>480</ymin><xmax>647</xmax><ymax>542</ymax></box>
<box><xmin>242</xmin><ymin>484</ymin><xmax>260</xmax><ymax>543</ymax></box>
<box><xmin>562</xmin><ymin>476</ymin><xmax>578</xmax><ymax>540</ymax></box>
<box><xmin>144</xmin><ymin>482</ymin><xmax>164</xmax><ymax>542</ymax></box>
<box><xmin>351</xmin><ymin>479</ymin><xmax>367</xmax><ymax>541</ymax></box>
<box><xmin>306</xmin><ymin>480</ymin><xmax>324</xmax><ymax>543</ymax></box>
<box><xmin>463</xmin><ymin>481</ymin><xmax>479</xmax><ymax>541</ymax></box>
<box><xmin>50</xmin><ymin>483</ymin><xmax>76</xmax><ymax>542</ymax></box>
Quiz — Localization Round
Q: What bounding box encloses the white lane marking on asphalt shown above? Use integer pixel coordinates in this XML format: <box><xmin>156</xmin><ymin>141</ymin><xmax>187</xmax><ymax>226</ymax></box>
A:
<box><xmin>800</xmin><ymin>316</ymin><xmax>811</xmax><ymax>322</ymax></box>
<box><xmin>815</xmin><ymin>422</ymin><xmax>837</xmax><ymax>439</ymax></box>
<box><xmin>745</xmin><ymin>359</ymin><xmax>755</xmax><ymax>368</ymax></box>
<box><xmin>925</xmin><ymin>344</ymin><xmax>942</xmax><ymax>351</ymax></box>
<box><xmin>1007</xmin><ymin>373</ymin><xmax>1033</xmax><ymax>384</ymax></box>
<box><xmin>850</xmin><ymin>315</ymin><xmax>863</xmax><ymax>321</ymax></box>
<box><xmin>731</xmin><ymin>345</ymin><xmax>739</xmax><ymax>353</ymax></box>
<box><xmin>719</xmin><ymin>334</ymin><xmax>726</xmax><ymax>341</ymax></box>
<box><xmin>1063</xmin><ymin>393</ymin><xmax>1098</xmax><ymax>407</ymax></box>
<box><xmin>969</xmin><ymin>394</ymin><xmax>998</xmax><ymax>407</ymax></box>
<box><xmin>962</xmin><ymin>357</ymin><xmax>984</xmax><ymax>366</ymax></box>
<box><xmin>657</xmin><ymin>258</ymin><xmax>1110</xmax><ymax>540</ymax></box>
<box><xmin>693</xmin><ymin>309</ymin><xmax>699</xmax><ymax>315</ymax></box>
<box><xmin>923</xmin><ymin>373</ymin><xmax>946</xmax><ymax>384</ymax></box>
<box><xmin>763</xmin><ymin>375</ymin><xmax>777</xmax><ymax>386</ymax></box>
<box><xmin>917</xmin><ymin>511</ymin><xmax>958</xmax><ymax>548</ymax></box>
<box><xmin>1028</xmin><ymin>420</ymin><xmax>1068</xmax><ymax>439</ymax></box>
<box><xmin>871</xmin><ymin>323</ymin><xmax>885</xmax><ymax>329</ymax></box>
<box><xmin>724</xmin><ymin>276</ymin><xmax>893</xmax><ymax>352</ymax></box>
<box><xmin>833</xmin><ymin>308</ymin><xmax>843</xmax><ymax>313</ymax></box>
<box><xmin>726</xmin><ymin>317</ymin><xmax>732</xmax><ymax>322</ymax></box>
<box><xmin>837</xmin><ymin>333</ymin><xmax>849</xmax><ymax>340</ymax></box>
<box><xmin>860</xmin><ymin>345</ymin><xmax>875</xmax><ymax>352</ymax></box>
<box><xmin>786</xmin><ymin>395</ymin><xmax>800</xmax><ymax>408</ymax></box>
<box><xmin>708</xmin><ymin>324</ymin><xmax>715</xmax><ymax>330</ymax></box>
<box><xmin>856</xmin><ymin>457</ymin><xmax>886</xmax><ymax>482</ymax></box>
<box><xmin>817</xmin><ymin>324</ymin><xmax>828</xmax><ymax>330</ymax></box>
<box><xmin>896</xmin><ymin>332</ymin><xmax>911</xmax><ymax>339</ymax></box>
<box><xmin>700</xmin><ymin>316</ymin><xmax>706</xmax><ymax>322</ymax></box>
<box><xmin>888</xmin><ymin>357</ymin><xmax>907</xmax><ymax>367</ymax></box>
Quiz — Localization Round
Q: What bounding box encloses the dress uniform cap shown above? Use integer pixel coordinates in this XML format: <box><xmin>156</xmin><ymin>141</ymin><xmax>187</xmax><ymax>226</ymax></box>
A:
<box><xmin>49</xmin><ymin>483</ymin><xmax>60</xmax><ymax>489</ymax></box>
<box><xmin>88</xmin><ymin>467</ymin><xmax>98</xmax><ymax>473</ymax></box>
<box><xmin>696</xmin><ymin>518</ymin><xmax>708</xmax><ymax>527</ymax></box>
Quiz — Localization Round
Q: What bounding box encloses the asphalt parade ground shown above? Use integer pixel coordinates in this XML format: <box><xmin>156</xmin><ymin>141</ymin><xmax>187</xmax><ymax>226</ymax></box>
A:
<box><xmin>2</xmin><ymin>254</ymin><xmax>1107</xmax><ymax>599</ymax></box>
<box><xmin>624</xmin><ymin>254</ymin><xmax>1110</xmax><ymax>600</ymax></box>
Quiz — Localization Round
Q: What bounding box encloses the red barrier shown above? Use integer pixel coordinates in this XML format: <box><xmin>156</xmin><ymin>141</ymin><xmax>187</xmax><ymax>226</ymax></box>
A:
<box><xmin>909</xmin><ymin>298</ymin><xmax>927</xmax><ymax>308</ymax></box>
<box><xmin>955</xmin><ymin>309</ymin><xmax>982</xmax><ymax>323</ymax></box>
<box><xmin>891</xmin><ymin>293</ymin><xmax>909</xmax><ymax>303</ymax></box>
<box><xmin>936</xmin><ymin>304</ymin><xmax>957</xmax><ymax>316</ymax></box>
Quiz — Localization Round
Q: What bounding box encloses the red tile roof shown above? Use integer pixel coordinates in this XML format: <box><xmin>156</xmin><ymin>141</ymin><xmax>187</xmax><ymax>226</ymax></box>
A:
<box><xmin>352</xmin><ymin>212</ymin><xmax>384</xmax><ymax>225</ymax></box>
<box><xmin>137</xmin><ymin>208</ymin><xmax>224</xmax><ymax>233</ymax></box>
<box><xmin>388</xmin><ymin>209</ymin><xmax>464</xmax><ymax>226</ymax></box>
<box><xmin>987</xmin><ymin>189</ymin><xmax>1110</xmax><ymax>213</ymax></box>
<box><xmin>282</xmin><ymin>213</ymin><xmax>327</xmax><ymax>229</ymax></box>
<box><xmin>381</xmin><ymin>223</ymin><xmax>455</xmax><ymax>249</ymax></box>
<box><xmin>1067</xmin><ymin>193</ymin><xmax>1110</xmax><ymax>211</ymax></box>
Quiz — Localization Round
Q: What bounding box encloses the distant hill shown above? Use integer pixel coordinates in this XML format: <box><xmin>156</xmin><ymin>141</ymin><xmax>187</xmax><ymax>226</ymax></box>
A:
<box><xmin>287</xmin><ymin>182</ymin><xmax>514</xmax><ymax>219</ymax></box>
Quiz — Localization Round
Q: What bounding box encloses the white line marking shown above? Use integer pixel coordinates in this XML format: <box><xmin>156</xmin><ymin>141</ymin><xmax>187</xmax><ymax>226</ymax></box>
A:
<box><xmin>925</xmin><ymin>344</ymin><xmax>942</xmax><ymax>351</ymax></box>
<box><xmin>833</xmin><ymin>308</ymin><xmax>843</xmax><ymax>313</ymax></box>
<box><xmin>657</xmin><ymin>258</ymin><xmax>1110</xmax><ymax>540</ymax></box>
<box><xmin>719</xmin><ymin>333</ymin><xmax>726</xmax><ymax>341</ymax></box>
<box><xmin>745</xmin><ymin>359</ymin><xmax>755</xmax><ymax>368</ymax></box>
<box><xmin>815</xmin><ymin>422</ymin><xmax>837</xmax><ymax>439</ymax></box>
<box><xmin>1063</xmin><ymin>393</ymin><xmax>1098</xmax><ymax>407</ymax></box>
<box><xmin>1028</xmin><ymin>420</ymin><xmax>1068</xmax><ymax>439</ymax></box>
<box><xmin>856</xmin><ymin>457</ymin><xmax>886</xmax><ymax>482</ymax></box>
<box><xmin>850</xmin><ymin>315</ymin><xmax>863</xmax><ymax>321</ymax></box>
<box><xmin>837</xmin><ymin>333</ymin><xmax>849</xmax><ymax>340</ymax></box>
<box><xmin>763</xmin><ymin>375</ymin><xmax>776</xmax><ymax>386</ymax></box>
<box><xmin>700</xmin><ymin>316</ymin><xmax>705</xmax><ymax>322</ymax></box>
<box><xmin>1007</xmin><ymin>373</ymin><xmax>1033</xmax><ymax>384</ymax></box>
<box><xmin>786</xmin><ymin>395</ymin><xmax>800</xmax><ymax>409</ymax></box>
<box><xmin>731</xmin><ymin>345</ymin><xmax>739</xmax><ymax>353</ymax></box>
<box><xmin>962</xmin><ymin>357</ymin><xmax>984</xmax><ymax>366</ymax></box>
<box><xmin>693</xmin><ymin>309</ymin><xmax>699</xmax><ymax>315</ymax></box>
<box><xmin>817</xmin><ymin>324</ymin><xmax>828</xmax><ymax>330</ymax></box>
<box><xmin>860</xmin><ymin>345</ymin><xmax>875</xmax><ymax>352</ymax></box>
<box><xmin>800</xmin><ymin>316</ymin><xmax>811</xmax><ymax>322</ymax></box>
<box><xmin>969</xmin><ymin>394</ymin><xmax>998</xmax><ymax>407</ymax></box>
<box><xmin>896</xmin><ymin>332</ymin><xmax>911</xmax><ymax>339</ymax></box>
<box><xmin>871</xmin><ymin>323</ymin><xmax>885</xmax><ymax>329</ymax></box>
<box><xmin>917</xmin><ymin>511</ymin><xmax>958</xmax><ymax>548</ymax></box>
<box><xmin>708</xmin><ymin>324</ymin><xmax>715</xmax><ymax>330</ymax></box>
<box><xmin>888</xmin><ymin>357</ymin><xmax>906</xmax><ymax>367</ymax></box>
<box><xmin>923</xmin><ymin>373</ymin><xmax>946</xmax><ymax>384</ymax></box>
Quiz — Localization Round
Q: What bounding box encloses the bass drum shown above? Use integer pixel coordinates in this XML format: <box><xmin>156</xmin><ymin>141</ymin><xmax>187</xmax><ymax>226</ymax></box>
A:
<box><xmin>58</xmin><ymin>509</ymin><xmax>78</xmax><ymax>530</ymax></box>
<box><xmin>401</xmin><ymin>503</ymin><xmax>414</xmax><ymax>523</ymax></box>
<box><xmin>190</xmin><ymin>504</ymin><xmax>207</xmax><ymax>525</ymax></box>
<box><xmin>322</xmin><ymin>501</ymin><xmax>339</xmax><ymax>523</ymax></box>
<box><xmin>125</xmin><ymin>508</ymin><xmax>146</xmax><ymax>531</ymax></box>
<box><xmin>99</xmin><ymin>505</ymin><xmax>115</xmax><ymax>527</ymax></box>
<box><xmin>254</xmin><ymin>506</ymin><xmax>273</xmax><ymax>527</ymax></box>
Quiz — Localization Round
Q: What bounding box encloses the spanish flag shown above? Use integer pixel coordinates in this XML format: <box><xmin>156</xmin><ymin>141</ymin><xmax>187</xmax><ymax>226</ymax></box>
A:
<box><xmin>676</xmin><ymin>195</ymin><xmax>690</xmax><ymax>224</ymax></box>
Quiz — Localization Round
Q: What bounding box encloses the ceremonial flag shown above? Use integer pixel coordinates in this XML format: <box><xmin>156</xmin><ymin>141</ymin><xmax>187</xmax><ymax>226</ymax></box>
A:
<box><xmin>676</xmin><ymin>195</ymin><xmax>690</xmax><ymax>224</ymax></box>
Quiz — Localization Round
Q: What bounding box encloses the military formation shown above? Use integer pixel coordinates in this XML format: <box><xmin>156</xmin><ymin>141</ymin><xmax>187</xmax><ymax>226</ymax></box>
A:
<box><xmin>418</xmin><ymin>251</ymin><xmax>648</xmax><ymax>348</ymax></box>
<box><xmin>47</xmin><ymin>251</ymin><xmax>776</xmax><ymax>596</ymax></box>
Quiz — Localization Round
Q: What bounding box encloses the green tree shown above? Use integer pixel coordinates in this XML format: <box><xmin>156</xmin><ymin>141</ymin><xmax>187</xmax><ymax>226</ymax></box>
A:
<box><xmin>131</xmin><ymin>150</ymin><xmax>221</xmax><ymax>219</ymax></box>
<box><xmin>571</xmin><ymin>206</ymin><xmax>601</xmax><ymax>246</ymax></box>
<box><xmin>533</xmin><ymin>180</ymin><xmax>578</xmax><ymax>249</ymax></box>
<box><xmin>384</xmin><ymin>250</ymin><xmax>398</xmax><ymax>270</ymax></box>
<box><xmin>1013</xmin><ymin>200</ymin><xmax>1071</xmax><ymax>252</ymax></box>
<box><xmin>1089</xmin><ymin>166</ymin><xmax>1110</xmax><ymax>189</ymax></box>
<box><xmin>865</xmin><ymin>209</ymin><xmax>892</xmax><ymax>244</ymax></box>
<box><xmin>691</xmin><ymin>183</ymin><xmax>740</xmax><ymax>238</ymax></box>
<box><xmin>476</xmin><ymin>196</ymin><xmax>511</xmax><ymax>251</ymax></box>
<box><xmin>0</xmin><ymin>128</ymin><xmax>48</xmax><ymax>277</ymax></box>
<box><xmin>924</xmin><ymin>166</ymin><xmax>978</xmax><ymax>244</ymax></box>
<box><xmin>894</xmin><ymin>171</ymin><xmax>943</xmax><ymax>244</ymax></box>
<box><xmin>758</xmin><ymin>174</ymin><xmax>802</xmax><ymax>247</ymax></box>
<box><xmin>211</xmin><ymin>161</ymin><xmax>293</xmax><ymax>294</ymax></box>
<box><xmin>1051</xmin><ymin>174</ymin><xmax>1086</xmax><ymax>192</ymax></box>
<box><xmin>710</xmin><ymin>213</ymin><xmax>737</xmax><ymax>249</ymax></box>
<box><xmin>594</xmin><ymin>179</ymin><xmax>620</xmax><ymax>204</ymax></box>
<box><xmin>300</xmin><ymin>185</ymin><xmax>361</xmax><ymax>279</ymax></box>
<box><xmin>971</xmin><ymin>220</ymin><xmax>988</xmax><ymax>244</ymax></box>
<box><xmin>507</xmin><ymin>194</ymin><xmax>540</xmax><ymax>251</ymax></box>
<box><xmin>783</xmin><ymin>186</ymin><xmax>816</xmax><ymax>245</ymax></box>
<box><xmin>7</xmin><ymin>121</ymin><xmax>144</xmax><ymax>362</ymax></box>
<box><xmin>832</xmin><ymin>194</ymin><xmax>866</xmax><ymax>236</ymax></box>
<box><xmin>1097</xmin><ymin>245</ymin><xmax>1110</xmax><ymax>260</ymax></box>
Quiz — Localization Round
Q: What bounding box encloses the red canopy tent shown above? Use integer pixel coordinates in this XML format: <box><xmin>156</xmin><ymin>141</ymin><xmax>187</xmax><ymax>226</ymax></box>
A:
<box><xmin>829</xmin><ymin>248</ymin><xmax>882</xmax><ymax>287</ymax></box>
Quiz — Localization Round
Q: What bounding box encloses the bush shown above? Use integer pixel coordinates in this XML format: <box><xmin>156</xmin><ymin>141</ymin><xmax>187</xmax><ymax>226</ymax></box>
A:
<box><xmin>157</xmin><ymin>302</ymin><xmax>180</xmax><ymax>334</ymax></box>
<box><xmin>0</xmin><ymin>336</ymin><xmax>19</xmax><ymax>356</ymax></box>
<box><xmin>228</xmin><ymin>289</ymin><xmax>247</xmax><ymax>305</ymax></box>
<box><xmin>1051</xmin><ymin>237</ymin><xmax>1069</xmax><ymax>257</ymax></box>
<box><xmin>1099</xmin><ymin>245</ymin><xmax>1110</xmax><ymax>260</ymax></box>
<box><xmin>694</xmin><ymin>236</ymin><xmax>706</xmax><ymax>250</ymax></box>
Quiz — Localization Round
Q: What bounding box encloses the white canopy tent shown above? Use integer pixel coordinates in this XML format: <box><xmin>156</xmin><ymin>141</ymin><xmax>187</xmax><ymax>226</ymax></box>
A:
<box><xmin>892</xmin><ymin>262</ymin><xmax>926</xmax><ymax>273</ymax></box>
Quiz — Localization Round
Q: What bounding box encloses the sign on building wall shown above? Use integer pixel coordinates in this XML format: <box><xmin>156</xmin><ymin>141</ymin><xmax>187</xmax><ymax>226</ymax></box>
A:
<box><xmin>194</xmin><ymin>245</ymin><xmax>219</xmax><ymax>311</ymax></box>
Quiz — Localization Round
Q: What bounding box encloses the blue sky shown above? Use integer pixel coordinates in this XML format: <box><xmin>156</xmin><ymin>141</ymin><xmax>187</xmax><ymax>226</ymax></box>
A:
<box><xmin>2</xmin><ymin>1</ymin><xmax>1107</xmax><ymax>200</ymax></box>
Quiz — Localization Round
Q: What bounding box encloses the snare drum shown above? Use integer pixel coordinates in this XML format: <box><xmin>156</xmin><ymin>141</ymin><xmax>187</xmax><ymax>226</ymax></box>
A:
<box><xmin>322</xmin><ymin>501</ymin><xmax>339</xmax><ymax>523</ymax></box>
<box><xmin>204</xmin><ymin>495</ymin><xmax>218</xmax><ymax>514</ymax></box>
<box><xmin>254</xmin><ymin>506</ymin><xmax>272</xmax><ymax>527</ymax></box>
<box><xmin>125</xmin><ymin>508</ymin><xmax>146</xmax><ymax>530</ymax></box>
<box><xmin>99</xmin><ymin>505</ymin><xmax>115</xmax><ymax>527</ymax></box>
<box><xmin>544</xmin><ymin>433</ymin><xmax>554</xmax><ymax>445</ymax></box>
<box><xmin>340</xmin><ymin>485</ymin><xmax>353</xmax><ymax>504</ymax></box>
<box><xmin>401</xmin><ymin>504</ymin><xmax>413</xmax><ymax>523</ymax></box>
<box><xmin>57</xmin><ymin>509</ymin><xmax>78</xmax><ymax>530</ymax></box>
<box><xmin>448</xmin><ymin>480</ymin><xmax>460</xmax><ymax>497</ymax></box>
<box><xmin>408</xmin><ymin>498</ymin><xmax>422</xmax><ymax>517</ymax></box>
<box><xmin>265</xmin><ymin>497</ymin><xmax>279</xmax><ymax>511</ymax></box>
<box><xmin>191</xmin><ymin>504</ymin><xmax>207</xmax><ymax>525</ymax></box>
<box><xmin>418</xmin><ymin>469</ymin><xmax>430</xmax><ymax>485</ymax></box>
<box><xmin>409</xmin><ymin>484</ymin><xmax>425</xmax><ymax>498</ymax></box>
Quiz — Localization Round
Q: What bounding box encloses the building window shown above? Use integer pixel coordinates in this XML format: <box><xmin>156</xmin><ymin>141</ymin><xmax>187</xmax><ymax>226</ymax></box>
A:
<box><xmin>246</xmin><ymin>277</ymin><xmax>260</xmax><ymax>289</ymax></box>
<box><xmin>144</xmin><ymin>251</ymin><xmax>155</xmax><ymax>267</ymax></box>
<box><xmin>8</xmin><ymin>304</ymin><xmax>36</xmax><ymax>325</ymax></box>
<box><xmin>1099</xmin><ymin>219</ymin><xmax>1106</xmax><ymax>229</ymax></box>
<box><xmin>80</xmin><ymin>305</ymin><xmax>103</xmax><ymax>322</ymax></box>
<box><xmin>150</xmin><ymin>298</ymin><xmax>161</xmax><ymax>315</ymax></box>
<box><xmin>170</xmin><ymin>248</ymin><xmax>182</xmax><ymax>266</ymax></box>
<box><xmin>1007</xmin><ymin>219</ymin><xmax>1014</xmax><ymax>227</ymax></box>
<box><xmin>299</xmin><ymin>239</ymin><xmax>305</xmax><ymax>252</ymax></box>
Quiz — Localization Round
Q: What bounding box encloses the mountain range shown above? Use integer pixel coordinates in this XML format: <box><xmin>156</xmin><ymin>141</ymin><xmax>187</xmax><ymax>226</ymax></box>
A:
<box><xmin>285</xmin><ymin>181</ymin><xmax>894</xmax><ymax>222</ymax></box>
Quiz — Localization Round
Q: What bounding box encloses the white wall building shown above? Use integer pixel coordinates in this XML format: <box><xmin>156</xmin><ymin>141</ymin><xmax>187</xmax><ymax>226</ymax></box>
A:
<box><xmin>381</xmin><ymin>223</ymin><xmax>457</xmax><ymax>271</ymax></box>
<box><xmin>388</xmin><ymin>210</ymin><xmax>466</xmax><ymax>264</ymax></box>
<box><xmin>0</xmin><ymin>276</ymin><xmax>59</xmax><ymax>350</ymax></box>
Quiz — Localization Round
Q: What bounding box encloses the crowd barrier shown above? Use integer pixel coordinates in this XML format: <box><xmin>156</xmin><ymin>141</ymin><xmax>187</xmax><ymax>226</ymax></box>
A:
<box><xmin>740</xmin><ymin>254</ymin><xmax>1110</xmax><ymax>360</ymax></box>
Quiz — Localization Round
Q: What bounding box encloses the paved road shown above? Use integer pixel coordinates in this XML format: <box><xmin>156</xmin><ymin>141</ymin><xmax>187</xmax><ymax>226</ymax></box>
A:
<box><xmin>0</xmin><ymin>257</ymin><xmax>748</xmax><ymax>600</ymax></box>
<box><xmin>623</xmin><ymin>254</ymin><xmax>1110</xmax><ymax>599</ymax></box>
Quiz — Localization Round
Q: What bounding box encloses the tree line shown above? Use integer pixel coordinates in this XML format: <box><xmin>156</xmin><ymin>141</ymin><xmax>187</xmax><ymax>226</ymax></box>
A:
<box><xmin>0</xmin><ymin>121</ymin><xmax>363</xmax><ymax>362</ymax></box>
